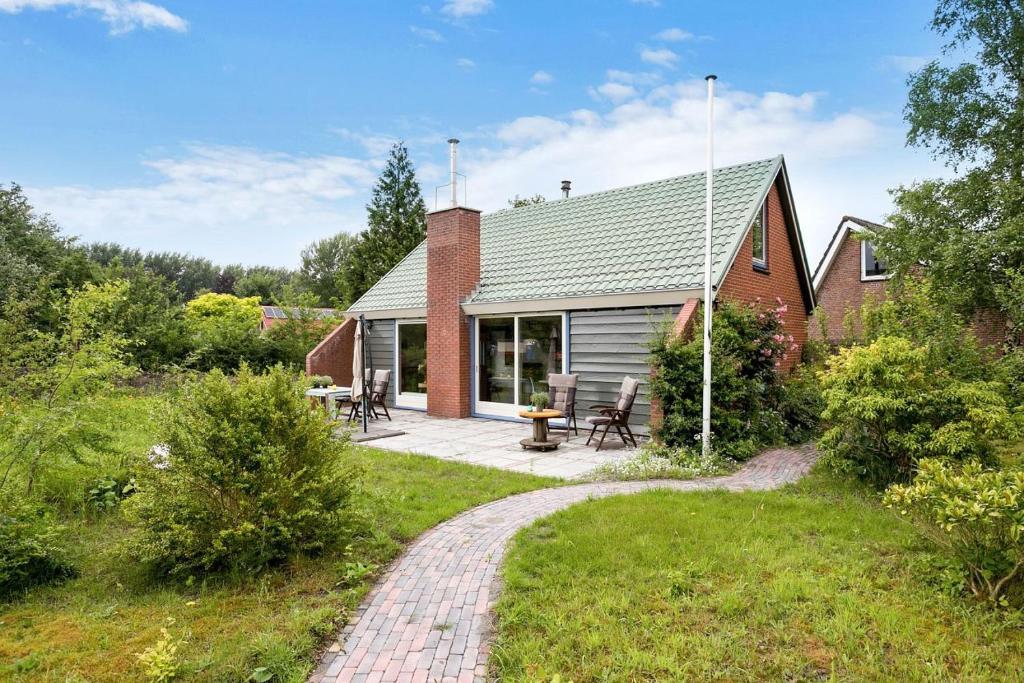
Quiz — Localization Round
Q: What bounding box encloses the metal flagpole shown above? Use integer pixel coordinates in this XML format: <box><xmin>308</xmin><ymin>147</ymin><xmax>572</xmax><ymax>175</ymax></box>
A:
<box><xmin>360</xmin><ymin>314</ymin><xmax>369</xmax><ymax>434</ymax></box>
<box><xmin>701</xmin><ymin>74</ymin><xmax>716</xmax><ymax>457</ymax></box>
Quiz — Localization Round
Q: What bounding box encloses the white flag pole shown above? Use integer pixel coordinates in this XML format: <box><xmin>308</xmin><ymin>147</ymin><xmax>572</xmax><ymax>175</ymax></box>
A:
<box><xmin>702</xmin><ymin>74</ymin><xmax>716</xmax><ymax>457</ymax></box>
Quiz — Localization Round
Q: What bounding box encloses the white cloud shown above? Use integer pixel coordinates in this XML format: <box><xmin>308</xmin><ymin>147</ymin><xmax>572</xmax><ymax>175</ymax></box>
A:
<box><xmin>530</xmin><ymin>70</ymin><xmax>554</xmax><ymax>85</ymax></box>
<box><xmin>440</xmin><ymin>0</ymin><xmax>493</xmax><ymax>18</ymax></box>
<box><xmin>460</xmin><ymin>78</ymin><xmax>943</xmax><ymax>264</ymax></box>
<box><xmin>589</xmin><ymin>81</ymin><xmax>639</xmax><ymax>103</ymax></box>
<box><xmin>630</xmin><ymin>0</ymin><xmax>660</xmax><ymax>6</ymax></box>
<box><xmin>640</xmin><ymin>47</ymin><xmax>678</xmax><ymax>68</ymax></box>
<box><xmin>456</xmin><ymin>57</ymin><xmax>476</xmax><ymax>69</ymax></box>
<box><xmin>25</xmin><ymin>145</ymin><xmax>377</xmax><ymax>266</ymax></box>
<box><xmin>0</xmin><ymin>0</ymin><xmax>187</xmax><ymax>34</ymax></box>
<box><xmin>496</xmin><ymin>116</ymin><xmax>569</xmax><ymax>144</ymax></box>
<box><xmin>883</xmin><ymin>55</ymin><xmax>932</xmax><ymax>73</ymax></box>
<box><xmin>606</xmin><ymin>69</ymin><xmax>660</xmax><ymax>86</ymax></box>
<box><xmin>409</xmin><ymin>25</ymin><xmax>444</xmax><ymax>42</ymax></box>
<box><xmin>653</xmin><ymin>27</ymin><xmax>693</xmax><ymax>41</ymax></box>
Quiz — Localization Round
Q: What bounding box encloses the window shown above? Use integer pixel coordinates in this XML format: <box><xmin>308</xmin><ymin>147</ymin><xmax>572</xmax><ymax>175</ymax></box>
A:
<box><xmin>475</xmin><ymin>314</ymin><xmax>565</xmax><ymax>417</ymax></box>
<box><xmin>751</xmin><ymin>202</ymin><xmax>767</xmax><ymax>268</ymax></box>
<box><xmin>396</xmin><ymin>321</ymin><xmax>427</xmax><ymax>408</ymax></box>
<box><xmin>861</xmin><ymin>240</ymin><xmax>888</xmax><ymax>280</ymax></box>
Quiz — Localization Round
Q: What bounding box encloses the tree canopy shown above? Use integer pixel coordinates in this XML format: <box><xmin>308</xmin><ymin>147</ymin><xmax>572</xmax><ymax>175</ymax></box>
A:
<box><xmin>343</xmin><ymin>142</ymin><xmax>427</xmax><ymax>304</ymax></box>
<box><xmin>878</xmin><ymin>0</ymin><xmax>1024</xmax><ymax>332</ymax></box>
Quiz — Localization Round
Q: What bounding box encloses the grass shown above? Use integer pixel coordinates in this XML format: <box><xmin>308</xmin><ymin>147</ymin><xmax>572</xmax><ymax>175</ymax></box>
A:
<box><xmin>0</xmin><ymin>391</ymin><xmax>557</xmax><ymax>682</ymax></box>
<box><xmin>492</xmin><ymin>467</ymin><xmax>1024</xmax><ymax>682</ymax></box>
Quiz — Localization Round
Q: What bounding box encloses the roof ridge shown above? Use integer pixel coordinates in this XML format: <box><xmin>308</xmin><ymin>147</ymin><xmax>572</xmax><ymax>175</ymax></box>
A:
<box><xmin>486</xmin><ymin>155</ymin><xmax>782</xmax><ymax>217</ymax></box>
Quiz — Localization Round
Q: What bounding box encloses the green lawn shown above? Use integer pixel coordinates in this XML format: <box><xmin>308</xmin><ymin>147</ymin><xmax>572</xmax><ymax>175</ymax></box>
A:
<box><xmin>492</xmin><ymin>469</ymin><xmax>1024</xmax><ymax>682</ymax></box>
<box><xmin>0</xmin><ymin>398</ymin><xmax>557</xmax><ymax>683</ymax></box>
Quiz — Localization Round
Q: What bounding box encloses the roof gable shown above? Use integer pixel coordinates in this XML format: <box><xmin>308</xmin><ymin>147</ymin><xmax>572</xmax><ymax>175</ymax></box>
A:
<box><xmin>349</xmin><ymin>156</ymin><xmax>812</xmax><ymax>314</ymax></box>
<box><xmin>813</xmin><ymin>215</ymin><xmax>887</xmax><ymax>292</ymax></box>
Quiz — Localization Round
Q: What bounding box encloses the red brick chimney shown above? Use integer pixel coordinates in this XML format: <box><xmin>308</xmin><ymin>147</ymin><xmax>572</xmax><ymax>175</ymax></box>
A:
<box><xmin>425</xmin><ymin>206</ymin><xmax>481</xmax><ymax>417</ymax></box>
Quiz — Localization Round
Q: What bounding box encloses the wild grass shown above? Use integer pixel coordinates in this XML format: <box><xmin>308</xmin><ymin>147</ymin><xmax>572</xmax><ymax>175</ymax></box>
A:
<box><xmin>0</xmin><ymin>393</ymin><xmax>556</xmax><ymax>682</ymax></box>
<box><xmin>492</xmin><ymin>467</ymin><xmax>1024</xmax><ymax>682</ymax></box>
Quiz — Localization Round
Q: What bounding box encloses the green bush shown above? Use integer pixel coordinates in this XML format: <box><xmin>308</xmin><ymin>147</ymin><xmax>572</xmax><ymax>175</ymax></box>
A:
<box><xmin>777</xmin><ymin>366</ymin><xmax>825</xmax><ymax>444</ymax></box>
<box><xmin>123</xmin><ymin>365</ymin><xmax>361</xmax><ymax>578</ymax></box>
<box><xmin>818</xmin><ymin>336</ymin><xmax>1016</xmax><ymax>486</ymax></box>
<box><xmin>0</xmin><ymin>495</ymin><xmax>76</xmax><ymax>599</ymax></box>
<box><xmin>183</xmin><ymin>292</ymin><xmax>266</xmax><ymax>371</ymax></box>
<box><xmin>650</xmin><ymin>300</ymin><xmax>793</xmax><ymax>460</ymax></box>
<box><xmin>884</xmin><ymin>458</ymin><xmax>1024</xmax><ymax>605</ymax></box>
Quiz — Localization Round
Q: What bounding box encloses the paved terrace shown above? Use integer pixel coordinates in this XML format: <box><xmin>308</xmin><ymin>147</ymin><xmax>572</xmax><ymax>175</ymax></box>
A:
<box><xmin>345</xmin><ymin>409</ymin><xmax>637</xmax><ymax>479</ymax></box>
<box><xmin>311</xmin><ymin>446</ymin><xmax>818</xmax><ymax>683</ymax></box>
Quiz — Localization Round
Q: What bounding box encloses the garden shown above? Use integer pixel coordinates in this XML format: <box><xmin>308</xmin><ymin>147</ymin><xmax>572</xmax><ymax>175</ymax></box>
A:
<box><xmin>4</xmin><ymin>1</ymin><xmax>1024</xmax><ymax>680</ymax></box>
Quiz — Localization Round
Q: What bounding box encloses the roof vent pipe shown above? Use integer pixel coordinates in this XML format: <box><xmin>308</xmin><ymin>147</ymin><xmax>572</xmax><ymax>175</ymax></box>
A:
<box><xmin>448</xmin><ymin>138</ymin><xmax>459</xmax><ymax>208</ymax></box>
<box><xmin>560</xmin><ymin>180</ymin><xmax>571</xmax><ymax>198</ymax></box>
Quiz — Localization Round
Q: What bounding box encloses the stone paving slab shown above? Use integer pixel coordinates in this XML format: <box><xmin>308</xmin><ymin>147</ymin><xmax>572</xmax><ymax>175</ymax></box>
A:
<box><xmin>343</xmin><ymin>409</ymin><xmax>635</xmax><ymax>479</ymax></box>
<box><xmin>310</xmin><ymin>446</ymin><xmax>818</xmax><ymax>683</ymax></box>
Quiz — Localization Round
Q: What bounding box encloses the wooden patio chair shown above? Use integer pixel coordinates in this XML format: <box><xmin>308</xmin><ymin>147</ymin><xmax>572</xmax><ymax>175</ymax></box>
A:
<box><xmin>337</xmin><ymin>369</ymin><xmax>393</xmax><ymax>422</ymax></box>
<box><xmin>585</xmin><ymin>376</ymin><xmax>640</xmax><ymax>451</ymax></box>
<box><xmin>546</xmin><ymin>373</ymin><xmax>579</xmax><ymax>439</ymax></box>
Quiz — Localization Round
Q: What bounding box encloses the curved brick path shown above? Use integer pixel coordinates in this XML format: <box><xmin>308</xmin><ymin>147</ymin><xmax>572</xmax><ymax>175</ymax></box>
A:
<box><xmin>311</xmin><ymin>446</ymin><xmax>817</xmax><ymax>683</ymax></box>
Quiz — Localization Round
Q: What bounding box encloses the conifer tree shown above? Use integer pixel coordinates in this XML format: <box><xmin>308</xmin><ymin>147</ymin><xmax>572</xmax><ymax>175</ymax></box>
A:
<box><xmin>344</xmin><ymin>142</ymin><xmax>427</xmax><ymax>303</ymax></box>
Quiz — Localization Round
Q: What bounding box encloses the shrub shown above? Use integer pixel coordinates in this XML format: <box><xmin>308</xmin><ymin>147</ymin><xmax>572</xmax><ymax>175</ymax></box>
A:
<box><xmin>651</xmin><ymin>300</ymin><xmax>793</xmax><ymax>460</ymax></box>
<box><xmin>123</xmin><ymin>365</ymin><xmax>361</xmax><ymax>577</ymax></box>
<box><xmin>777</xmin><ymin>367</ymin><xmax>825</xmax><ymax>444</ymax></box>
<box><xmin>0</xmin><ymin>495</ymin><xmax>76</xmax><ymax>599</ymax></box>
<box><xmin>818</xmin><ymin>336</ymin><xmax>1015</xmax><ymax>486</ymax></box>
<box><xmin>183</xmin><ymin>292</ymin><xmax>265</xmax><ymax>371</ymax></box>
<box><xmin>883</xmin><ymin>458</ymin><xmax>1024</xmax><ymax>605</ymax></box>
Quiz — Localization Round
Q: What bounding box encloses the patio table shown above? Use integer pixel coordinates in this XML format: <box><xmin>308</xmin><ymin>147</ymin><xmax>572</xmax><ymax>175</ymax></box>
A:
<box><xmin>305</xmin><ymin>387</ymin><xmax>351</xmax><ymax>418</ymax></box>
<box><xmin>518</xmin><ymin>409</ymin><xmax>563</xmax><ymax>452</ymax></box>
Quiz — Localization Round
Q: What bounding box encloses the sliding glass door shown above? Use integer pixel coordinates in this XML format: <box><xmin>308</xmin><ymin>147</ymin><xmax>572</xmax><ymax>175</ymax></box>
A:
<box><xmin>396</xmin><ymin>321</ymin><xmax>427</xmax><ymax>409</ymax></box>
<box><xmin>475</xmin><ymin>314</ymin><xmax>564</xmax><ymax>417</ymax></box>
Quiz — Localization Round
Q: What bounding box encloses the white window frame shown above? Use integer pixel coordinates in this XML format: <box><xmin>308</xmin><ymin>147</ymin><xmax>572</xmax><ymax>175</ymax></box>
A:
<box><xmin>751</xmin><ymin>201</ymin><xmax>768</xmax><ymax>268</ymax></box>
<box><xmin>860</xmin><ymin>240</ymin><xmax>890</xmax><ymax>282</ymax></box>
<box><xmin>473</xmin><ymin>312</ymin><xmax>567</xmax><ymax>419</ymax></box>
<box><xmin>394</xmin><ymin>319</ymin><xmax>428</xmax><ymax>410</ymax></box>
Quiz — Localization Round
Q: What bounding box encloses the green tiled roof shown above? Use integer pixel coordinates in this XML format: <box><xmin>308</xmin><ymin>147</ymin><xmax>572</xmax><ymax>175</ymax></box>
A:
<box><xmin>349</xmin><ymin>156</ymin><xmax>783</xmax><ymax>312</ymax></box>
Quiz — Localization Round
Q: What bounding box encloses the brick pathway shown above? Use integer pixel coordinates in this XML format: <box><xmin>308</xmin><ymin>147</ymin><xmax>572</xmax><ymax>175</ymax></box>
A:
<box><xmin>310</xmin><ymin>446</ymin><xmax>817</xmax><ymax>683</ymax></box>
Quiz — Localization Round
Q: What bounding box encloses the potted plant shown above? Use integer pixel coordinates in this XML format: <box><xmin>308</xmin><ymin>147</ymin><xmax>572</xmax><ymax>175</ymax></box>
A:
<box><xmin>529</xmin><ymin>391</ymin><xmax>549</xmax><ymax>411</ymax></box>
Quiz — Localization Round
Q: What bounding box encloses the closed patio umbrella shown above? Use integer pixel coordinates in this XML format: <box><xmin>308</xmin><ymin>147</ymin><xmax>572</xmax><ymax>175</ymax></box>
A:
<box><xmin>351</xmin><ymin>315</ymin><xmax>369</xmax><ymax>433</ymax></box>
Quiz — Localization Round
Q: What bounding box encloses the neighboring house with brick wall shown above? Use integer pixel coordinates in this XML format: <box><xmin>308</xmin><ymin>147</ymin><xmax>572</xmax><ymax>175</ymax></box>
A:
<box><xmin>810</xmin><ymin>216</ymin><xmax>890</xmax><ymax>343</ymax></box>
<box><xmin>260</xmin><ymin>306</ymin><xmax>341</xmax><ymax>333</ymax></box>
<box><xmin>311</xmin><ymin>155</ymin><xmax>816</xmax><ymax>434</ymax></box>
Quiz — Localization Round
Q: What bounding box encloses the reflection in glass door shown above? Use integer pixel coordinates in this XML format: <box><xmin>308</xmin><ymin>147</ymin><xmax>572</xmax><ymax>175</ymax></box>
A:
<box><xmin>396</xmin><ymin>322</ymin><xmax>427</xmax><ymax>409</ymax></box>
<box><xmin>518</xmin><ymin>316</ymin><xmax>563</xmax><ymax>401</ymax></box>
<box><xmin>477</xmin><ymin>317</ymin><xmax>516</xmax><ymax>414</ymax></box>
<box><xmin>475</xmin><ymin>314</ymin><xmax>565</xmax><ymax>418</ymax></box>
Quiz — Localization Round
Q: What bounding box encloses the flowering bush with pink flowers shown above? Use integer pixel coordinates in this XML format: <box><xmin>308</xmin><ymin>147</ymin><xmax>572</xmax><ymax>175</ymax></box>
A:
<box><xmin>650</xmin><ymin>299</ymin><xmax>807</xmax><ymax>460</ymax></box>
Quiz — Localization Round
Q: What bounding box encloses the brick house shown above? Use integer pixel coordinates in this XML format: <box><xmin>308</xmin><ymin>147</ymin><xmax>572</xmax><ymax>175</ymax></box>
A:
<box><xmin>810</xmin><ymin>216</ymin><xmax>890</xmax><ymax>343</ymax></box>
<box><xmin>260</xmin><ymin>306</ymin><xmax>341</xmax><ymax>333</ymax></box>
<box><xmin>811</xmin><ymin>216</ymin><xmax>1012</xmax><ymax>350</ymax></box>
<box><xmin>308</xmin><ymin>155</ymin><xmax>816</xmax><ymax>433</ymax></box>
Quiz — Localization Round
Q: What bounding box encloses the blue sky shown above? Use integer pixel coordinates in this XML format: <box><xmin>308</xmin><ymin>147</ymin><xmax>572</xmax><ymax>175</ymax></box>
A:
<box><xmin>1</xmin><ymin>0</ymin><xmax>948</xmax><ymax>267</ymax></box>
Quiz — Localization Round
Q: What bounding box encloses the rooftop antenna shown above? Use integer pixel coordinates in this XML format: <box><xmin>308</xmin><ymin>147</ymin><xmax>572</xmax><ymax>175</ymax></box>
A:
<box><xmin>701</xmin><ymin>74</ymin><xmax>716</xmax><ymax>458</ymax></box>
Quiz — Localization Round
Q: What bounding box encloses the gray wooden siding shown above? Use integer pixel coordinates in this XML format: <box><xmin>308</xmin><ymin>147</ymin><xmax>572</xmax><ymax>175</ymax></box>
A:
<box><xmin>569</xmin><ymin>307</ymin><xmax>678</xmax><ymax>433</ymax></box>
<box><xmin>365</xmin><ymin>319</ymin><xmax>396</xmax><ymax>406</ymax></box>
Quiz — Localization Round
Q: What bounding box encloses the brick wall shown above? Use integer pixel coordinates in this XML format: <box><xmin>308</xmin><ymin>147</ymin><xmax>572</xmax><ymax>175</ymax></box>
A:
<box><xmin>425</xmin><ymin>207</ymin><xmax>481</xmax><ymax>418</ymax></box>
<box><xmin>810</xmin><ymin>230</ymin><xmax>888</xmax><ymax>343</ymax></box>
<box><xmin>718</xmin><ymin>182</ymin><xmax>810</xmax><ymax>372</ymax></box>
<box><xmin>305</xmin><ymin>317</ymin><xmax>355</xmax><ymax>384</ymax></box>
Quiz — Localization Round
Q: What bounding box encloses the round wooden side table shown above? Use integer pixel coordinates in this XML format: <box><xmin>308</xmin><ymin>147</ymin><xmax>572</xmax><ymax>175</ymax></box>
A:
<box><xmin>518</xmin><ymin>409</ymin><xmax>563</xmax><ymax>451</ymax></box>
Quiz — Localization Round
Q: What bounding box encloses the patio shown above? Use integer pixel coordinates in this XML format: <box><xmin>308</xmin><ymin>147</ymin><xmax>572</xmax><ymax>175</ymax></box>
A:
<box><xmin>343</xmin><ymin>409</ymin><xmax>639</xmax><ymax>479</ymax></box>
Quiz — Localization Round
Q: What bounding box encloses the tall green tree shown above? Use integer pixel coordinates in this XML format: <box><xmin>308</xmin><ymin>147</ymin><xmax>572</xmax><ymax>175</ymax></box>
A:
<box><xmin>878</xmin><ymin>0</ymin><xmax>1024</xmax><ymax>331</ymax></box>
<box><xmin>344</xmin><ymin>142</ymin><xmax>427</xmax><ymax>303</ymax></box>
<box><xmin>299</xmin><ymin>231</ymin><xmax>358</xmax><ymax>307</ymax></box>
<box><xmin>0</xmin><ymin>184</ymin><xmax>94</xmax><ymax>327</ymax></box>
